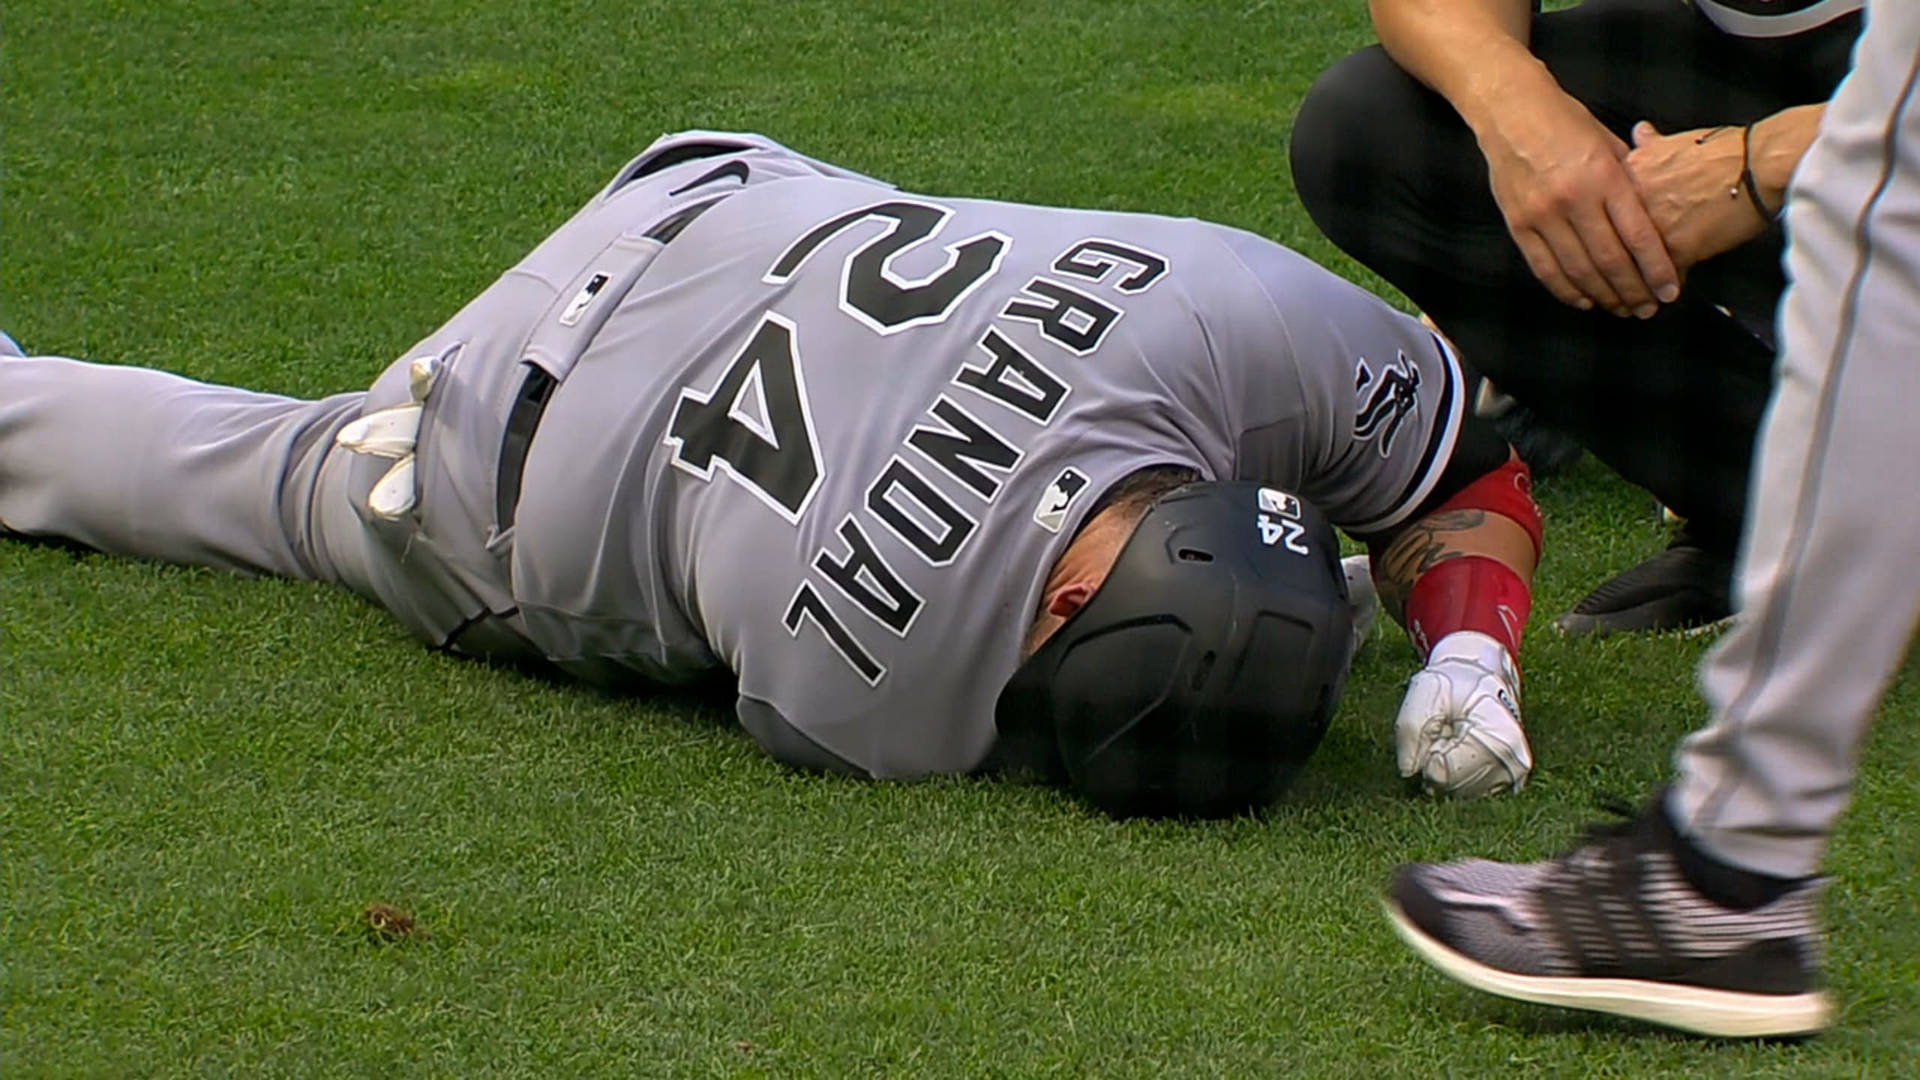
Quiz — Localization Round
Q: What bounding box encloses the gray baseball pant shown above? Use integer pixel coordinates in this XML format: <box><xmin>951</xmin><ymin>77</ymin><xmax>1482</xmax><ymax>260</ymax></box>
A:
<box><xmin>0</xmin><ymin>267</ymin><xmax>557</xmax><ymax>659</ymax></box>
<box><xmin>0</xmin><ymin>344</ymin><xmax>530</xmax><ymax>659</ymax></box>
<box><xmin>1670</xmin><ymin>0</ymin><xmax>1920</xmax><ymax>879</ymax></box>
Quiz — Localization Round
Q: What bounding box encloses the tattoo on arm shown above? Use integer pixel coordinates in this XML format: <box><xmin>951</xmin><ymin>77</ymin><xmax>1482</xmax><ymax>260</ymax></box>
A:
<box><xmin>1372</xmin><ymin>509</ymin><xmax>1489</xmax><ymax>625</ymax></box>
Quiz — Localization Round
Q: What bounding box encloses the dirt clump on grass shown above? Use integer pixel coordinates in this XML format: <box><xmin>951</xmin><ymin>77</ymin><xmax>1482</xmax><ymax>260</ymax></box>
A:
<box><xmin>359</xmin><ymin>902</ymin><xmax>422</xmax><ymax>943</ymax></box>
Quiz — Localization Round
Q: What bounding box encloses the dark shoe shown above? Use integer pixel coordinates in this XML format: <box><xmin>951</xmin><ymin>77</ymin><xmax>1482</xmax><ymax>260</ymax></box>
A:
<box><xmin>1384</xmin><ymin>799</ymin><xmax>1831</xmax><ymax>1038</ymax></box>
<box><xmin>1555</xmin><ymin>542</ymin><xmax>1733</xmax><ymax>637</ymax></box>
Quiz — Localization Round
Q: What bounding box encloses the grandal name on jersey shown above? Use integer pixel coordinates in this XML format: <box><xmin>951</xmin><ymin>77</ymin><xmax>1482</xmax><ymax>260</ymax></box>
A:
<box><xmin>681</xmin><ymin>200</ymin><xmax>1175</xmax><ymax>686</ymax></box>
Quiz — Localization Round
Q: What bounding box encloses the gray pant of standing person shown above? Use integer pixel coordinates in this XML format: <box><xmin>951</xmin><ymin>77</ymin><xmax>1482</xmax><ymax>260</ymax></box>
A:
<box><xmin>1670</xmin><ymin>3</ymin><xmax>1920</xmax><ymax>878</ymax></box>
<box><xmin>1385</xmin><ymin>0</ymin><xmax>1920</xmax><ymax>1037</ymax></box>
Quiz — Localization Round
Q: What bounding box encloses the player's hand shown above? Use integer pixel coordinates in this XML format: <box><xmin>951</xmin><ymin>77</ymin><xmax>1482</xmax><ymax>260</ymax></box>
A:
<box><xmin>1477</xmin><ymin>91</ymin><xmax>1680</xmax><ymax>318</ymax></box>
<box><xmin>1394</xmin><ymin>630</ymin><xmax>1532</xmax><ymax>799</ymax></box>
<box><xmin>1624</xmin><ymin>121</ymin><xmax>1773</xmax><ymax>270</ymax></box>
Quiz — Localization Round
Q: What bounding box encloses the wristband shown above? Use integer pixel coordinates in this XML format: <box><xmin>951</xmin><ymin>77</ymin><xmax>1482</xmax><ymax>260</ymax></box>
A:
<box><xmin>1740</xmin><ymin>121</ymin><xmax>1779</xmax><ymax>221</ymax></box>
<box><xmin>1431</xmin><ymin>456</ymin><xmax>1542</xmax><ymax>560</ymax></box>
<box><xmin>1404</xmin><ymin>555</ymin><xmax>1531</xmax><ymax>662</ymax></box>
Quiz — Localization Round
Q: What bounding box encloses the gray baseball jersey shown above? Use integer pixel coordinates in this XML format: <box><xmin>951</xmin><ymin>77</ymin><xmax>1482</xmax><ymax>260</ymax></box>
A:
<box><xmin>0</xmin><ymin>131</ymin><xmax>1468</xmax><ymax>781</ymax></box>
<box><xmin>503</xmin><ymin>135</ymin><xmax>1469</xmax><ymax>779</ymax></box>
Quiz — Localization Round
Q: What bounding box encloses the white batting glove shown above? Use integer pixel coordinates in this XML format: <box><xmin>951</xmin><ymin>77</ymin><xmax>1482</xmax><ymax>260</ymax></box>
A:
<box><xmin>1394</xmin><ymin>630</ymin><xmax>1532</xmax><ymax>799</ymax></box>
<box><xmin>335</xmin><ymin>355</ymin><xmax>438</xmax><ymax>519</ymax></box>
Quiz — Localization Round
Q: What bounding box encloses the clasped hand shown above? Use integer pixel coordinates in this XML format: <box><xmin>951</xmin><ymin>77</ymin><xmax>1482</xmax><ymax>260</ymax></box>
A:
<box><xmin>1482</xmin><ymin>94</ymin><xmax>1772</xmax><ymax>318</ymax></box>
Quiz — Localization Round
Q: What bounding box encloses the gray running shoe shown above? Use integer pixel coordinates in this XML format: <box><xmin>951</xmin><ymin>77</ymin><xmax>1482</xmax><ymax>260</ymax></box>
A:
<box><xmin>1384</xmin><ymin>800</ymin><xmax>1831</xmax><ymax>1038</ymax></box>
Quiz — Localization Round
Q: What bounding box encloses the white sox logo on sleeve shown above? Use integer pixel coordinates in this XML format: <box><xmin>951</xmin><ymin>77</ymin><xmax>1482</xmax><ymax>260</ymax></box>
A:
<box><xmin>1354</xmin><ymin>351</ymin><xmax>1422</xmax><ymax>458</ymax></box>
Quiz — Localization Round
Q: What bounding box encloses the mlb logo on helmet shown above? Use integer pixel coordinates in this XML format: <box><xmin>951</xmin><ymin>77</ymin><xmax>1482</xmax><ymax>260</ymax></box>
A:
<box><xmin>1257</xmin><ymin>487</ymin><xmax>1302</xmax><ymax>518</ymax></box>
<box><xmin>1256</xmin><ymin>487</ymin><xmax>1311</xmax><ymax>555</ymax></box>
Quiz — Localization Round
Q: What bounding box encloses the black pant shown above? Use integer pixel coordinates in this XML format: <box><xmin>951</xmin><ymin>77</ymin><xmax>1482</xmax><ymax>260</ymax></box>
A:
<box><xmin>1288</xmin><ymin>0</ymin><xmax>1859</xmax><ymax>550</ymax></box>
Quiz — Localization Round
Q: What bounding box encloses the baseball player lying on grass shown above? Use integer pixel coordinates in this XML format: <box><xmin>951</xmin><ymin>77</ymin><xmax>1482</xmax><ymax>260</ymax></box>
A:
<box><xmin>0</xmin><ymin>131</ymin><xmax>1544</xmax><ymax>815</ymax></box>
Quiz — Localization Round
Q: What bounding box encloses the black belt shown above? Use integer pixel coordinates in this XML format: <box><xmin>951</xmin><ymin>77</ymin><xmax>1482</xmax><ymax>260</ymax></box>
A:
<box><xmin>494</xmin><ymin>194</ymin><xmax>728</xmax><ymax>533</ymax></box>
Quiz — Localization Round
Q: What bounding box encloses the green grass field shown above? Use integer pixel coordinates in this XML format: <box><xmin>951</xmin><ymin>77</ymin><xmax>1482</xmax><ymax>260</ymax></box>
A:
<box><xmin>4</xmin><ymin>1</ymin><xmax>1916</xmax><ymax>1075</ymax></box>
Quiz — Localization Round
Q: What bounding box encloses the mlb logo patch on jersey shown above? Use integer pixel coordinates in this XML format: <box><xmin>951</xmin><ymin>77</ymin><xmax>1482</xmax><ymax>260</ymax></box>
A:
<box><xmin>1033</xmin><ymin>467</ymin><xmax>1091</xmax><ymax>533</ymax></box>
<box><xmin>558</xmin><ymin>272</ymin><xmax>612</xmax><ymax>327</ymax></box>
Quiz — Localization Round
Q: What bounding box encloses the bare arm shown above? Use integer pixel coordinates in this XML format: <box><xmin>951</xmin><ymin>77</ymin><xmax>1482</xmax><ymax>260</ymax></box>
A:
<box><xmin>1750</xmin><ymin>103</ymin><xmax>1827</xmax><ymax>212</ymax></box>
<box><xmin>1366</xmin><ymin>449</ymin><xmax>1542</xmax><ymax>799</ymax></box>
<box><xmin>1368</xmin><ymin>0</ymin><xmax>1681</xmax><ymax>317</ymax></box>
<box><xmin>1624</xmin><ymin>104</ymin><xmax>1829</xmax><ymax>270</ymax></box>
<box><xmin>1370</xmin><ymin>0</ymin><xmax>1538</xmax><ymax>129</ymax></box>
<box><xmin>1369</xmin><ymin>504</ymin><xmax>1537</xmax><ymax>629</ymax></box>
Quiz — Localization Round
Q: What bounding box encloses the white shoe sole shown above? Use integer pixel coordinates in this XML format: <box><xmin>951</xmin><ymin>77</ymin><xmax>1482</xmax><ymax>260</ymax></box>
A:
<box><xmin>1679</xmin><ymin>615</ymin><xmax>1737</xmax><ymax>640</ymax></box>
<box><xmin>1384</xmin><ymin>899</ymin><xmax>1832</xmax><ymax>1038</ymax></box>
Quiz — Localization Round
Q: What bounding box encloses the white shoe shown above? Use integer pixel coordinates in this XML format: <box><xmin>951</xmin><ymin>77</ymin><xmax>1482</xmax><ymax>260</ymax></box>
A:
<box><xmin>1473</xmin><ymin>378</ymin><xmax>1517</xmax><ymax>419</ymax></box>
<box><xmin>1342</xmin><ymin>554</ymin><xmax>1378</xmax><ymax>655</ymax></box>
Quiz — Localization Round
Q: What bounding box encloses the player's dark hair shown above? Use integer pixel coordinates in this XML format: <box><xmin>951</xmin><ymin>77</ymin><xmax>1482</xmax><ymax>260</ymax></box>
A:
<box><xmin>1078</xmin><ymin>464</ymin><xmax>1203</xmax><ymax>533</ymax></box>
<box><xmin>1020</xmin><ymin>465</ymin><xmax>1205</xmax><ymax>657</ymax></box>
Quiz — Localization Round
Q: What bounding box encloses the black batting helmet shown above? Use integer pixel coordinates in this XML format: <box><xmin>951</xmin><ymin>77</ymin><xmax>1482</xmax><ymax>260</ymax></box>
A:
<box><xmin>994</xmin><ymin>482</ymin><xmax>1352</xmax><ymax>819</ymax></box>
